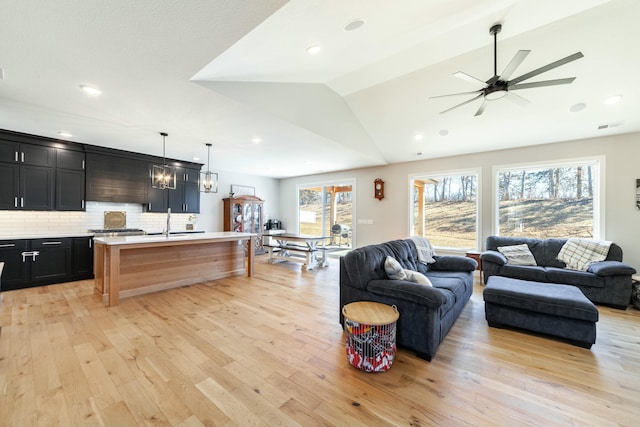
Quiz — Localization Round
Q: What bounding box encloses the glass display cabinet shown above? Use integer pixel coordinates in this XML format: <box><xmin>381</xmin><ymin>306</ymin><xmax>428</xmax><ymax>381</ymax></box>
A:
<box><xmin>223</xmin><ymin>195</ymin><xmax>264</xmax><ymax>255</ymax></box>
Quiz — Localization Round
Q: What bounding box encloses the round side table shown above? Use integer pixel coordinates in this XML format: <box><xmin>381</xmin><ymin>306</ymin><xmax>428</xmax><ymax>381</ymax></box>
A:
<box><xmin>342</xmin><ymin>301</ymin><xmax>399</xmax><ymax>372</ymax></box>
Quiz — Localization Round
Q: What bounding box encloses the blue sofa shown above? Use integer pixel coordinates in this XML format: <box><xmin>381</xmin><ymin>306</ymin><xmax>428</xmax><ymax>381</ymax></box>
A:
<box><xmin>339</xmin><ymin>239</ymin><xmax>477</xmax><ymax>361</ymax></box>
<box><xmin>481</xmin><ymin>236</ymin><xmax>636</xmax><ymax>309</ymax></box>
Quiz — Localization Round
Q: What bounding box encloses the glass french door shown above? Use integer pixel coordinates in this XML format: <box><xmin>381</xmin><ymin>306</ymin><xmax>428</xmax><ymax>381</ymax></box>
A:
<box><xmin>298</xmin><ymin>182</ymin><xmax>353</xmax><ymax>248</ymax></box>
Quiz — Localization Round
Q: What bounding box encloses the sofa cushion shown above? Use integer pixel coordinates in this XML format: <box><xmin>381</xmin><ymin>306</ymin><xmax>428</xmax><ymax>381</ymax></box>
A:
<box><xmin>497</xmin><ymin>244</ymin><xmax>537</xmax><ymax>266</ymax></box>
<box><xmin>541</xmin><ymin>238</ymin><xmax>568</xmax><ymax>267</ymax></box>
<box><xmin>546</xmin><ymin>267</ymin><xmax>605</xmax><ymax>288</ymax></box>
<box><xmin>499</xmin><ymin>265</ymin><xmax>548</xmax><ymax>282</ymax></box>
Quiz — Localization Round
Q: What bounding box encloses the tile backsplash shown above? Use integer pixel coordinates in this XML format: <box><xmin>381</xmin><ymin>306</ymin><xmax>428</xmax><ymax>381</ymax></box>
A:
<box><xmin>0</xmin><ymin>202</ymin><xmax>196</xmax><ymax>237</ymax></box>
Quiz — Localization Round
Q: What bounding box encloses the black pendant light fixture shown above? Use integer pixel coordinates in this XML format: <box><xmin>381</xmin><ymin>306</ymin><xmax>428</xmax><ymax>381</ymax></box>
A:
<box><xmin>200</xmin><ymin>143</ymin><xmax>218</xmax><ymax>193</ymax></box>
<box><xmin>151</xmin><ymin>132</ymin><xmax>177</xmax><ymax>189</ymax></box>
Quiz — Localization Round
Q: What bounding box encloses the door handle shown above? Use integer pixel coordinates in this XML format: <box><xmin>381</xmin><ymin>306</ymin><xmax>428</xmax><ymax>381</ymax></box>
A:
<box><xmin>20</xmin><ymin>197</ymin><xmax>24</xmax><ymax>208</ymax></box>
<box><xmin>14</xmin><ymin>197</ymin><xmax>17</xmax><ymax>208</ymax></box>
<box><xmin>0</xmin><ymin>243</ymin><xmax>16</xmax><ymax>248</ymax></box>
<box><xmin>21</xmin><ymin>251</ymin><xmax>40</xmax><ymax>262</ymax></box>
<box><xmin>42</xmin><ymin>241</ymin><xmax>62</xmax><ymax>245</ymax></box>
<box><xmin>21</xmin><ymin>152</ymin><xmax>25</xmax><ymax>163</ymax></box>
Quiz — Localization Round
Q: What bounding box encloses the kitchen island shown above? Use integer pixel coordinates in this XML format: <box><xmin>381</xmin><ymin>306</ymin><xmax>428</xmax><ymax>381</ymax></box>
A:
<box><xmin>94</xmin><ymin>232</ymin><xmax>255</xmax><ymax>306</ymax></box>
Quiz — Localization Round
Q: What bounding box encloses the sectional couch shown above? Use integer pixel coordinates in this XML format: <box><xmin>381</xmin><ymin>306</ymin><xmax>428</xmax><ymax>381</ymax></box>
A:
<box><xmin>339</xmin><ymin>239</ymin><xmax>477</xmax><ymax>361</ymax></box>
<box><xmin>481</xmin><ymin>236</ymin><xmax>636</xmax><ymax>309</ymax></box>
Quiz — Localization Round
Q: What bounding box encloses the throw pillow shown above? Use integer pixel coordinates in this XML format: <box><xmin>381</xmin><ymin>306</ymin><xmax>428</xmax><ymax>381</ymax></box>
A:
<box><xmin>403</xmin><ymin>269</ymin><xmax>433</xmax><ymax>286</ymax></box>
<box><xmin>497</xmin><ymin>244</ymin><xmax>537</xmax><ymax>266</ymax></box>
<box><xmin>384</xmin><ymin>256</ymin><xmax>406</xmax><ymax>280</ymax></box>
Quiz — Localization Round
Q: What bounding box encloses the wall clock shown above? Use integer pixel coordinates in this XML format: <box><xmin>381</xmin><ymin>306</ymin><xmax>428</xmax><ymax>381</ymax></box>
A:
<box><xmin>374</xmin><ymin>178</ymin><xmax>384</xmax><ymax>200</ymax></box>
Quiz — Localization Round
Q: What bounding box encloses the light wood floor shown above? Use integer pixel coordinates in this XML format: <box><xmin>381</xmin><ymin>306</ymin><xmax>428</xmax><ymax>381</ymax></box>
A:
<box><xmin>1</xmin><ymin>256</ymin><xmax>639</xmax><ymax>427</ymax></box>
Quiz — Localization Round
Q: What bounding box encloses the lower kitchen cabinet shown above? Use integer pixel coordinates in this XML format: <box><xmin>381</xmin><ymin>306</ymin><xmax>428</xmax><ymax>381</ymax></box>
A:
<box><xmin>0</xmin><ymin>236</ymin><xmax>94</xmax><ymax>292</ymax></box>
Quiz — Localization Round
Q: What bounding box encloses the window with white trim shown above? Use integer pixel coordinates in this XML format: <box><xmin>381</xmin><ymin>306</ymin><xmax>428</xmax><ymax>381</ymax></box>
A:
<box><xmin>411</xmin><ymin>170</ymin><xmax>479</xmax><ymax>250</ymax></box>
<box><xmin>495</xmin><ymin>158</ymin><xmax>601</xmax><ymax>239</ymax></box>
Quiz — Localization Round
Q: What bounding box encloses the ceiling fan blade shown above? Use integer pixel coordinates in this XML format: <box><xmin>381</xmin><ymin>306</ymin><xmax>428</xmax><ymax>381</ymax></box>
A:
<box><xmin>509</xmin><ymin>77</ymin><xmax>576</xmax><ymax>90</ymax></box>
<box><xmin>439</xmin><ymin>93</ymin><xmax>483</xmax><ymax>114</ymax></box>
<box><xmin>430</xmin><ymin>90</ymin><xmax>482</xmax><ymax>99</ymax></box>
<box><xmin>505</xmin><ymin>91</ymin><xmax>530</xmax><ymax>105</ymax></box>
<box><xmin>509</xmin><ymin>52</ymin><xmax>583</xmax><ymax>85</ymax></box>
<box><xmin>474</xmin><ymin>99</ymin><xmax>488</xmax><ymax>116</ymax></box>
<box><xmin>453</xmin><ymin>71</ymin><xmax>487</xmax><ymax>89</ymax></box>
<box><xmin>499</xmin><ymin>50</ymin><xmax>531</xmax><ymax>81</ymax></box>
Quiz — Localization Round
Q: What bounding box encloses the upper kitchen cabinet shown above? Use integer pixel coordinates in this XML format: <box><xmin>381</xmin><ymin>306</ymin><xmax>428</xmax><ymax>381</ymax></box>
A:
<box><xmin>0</xmin><ymin>139</ymin><xmax>55</xmax><ymax>210</ymax></box>
<box><xmin>56</xmin><ymin>148</ymin><xmax>86</xmax><ymax>211</ymax></box>
<box><xmin>148</xmin><ymin>165</ymin><xmax>201</xmax><ymax>213</ymax></box>
<box><xmin>86</xmin><ymin>148</ymin><xmax>149</xmax><ymax>204</ymax></box>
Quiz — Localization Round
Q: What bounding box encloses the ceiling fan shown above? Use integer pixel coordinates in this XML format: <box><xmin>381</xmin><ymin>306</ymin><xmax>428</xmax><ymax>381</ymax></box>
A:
<box><xmin>431</xmin><ymin>24</ymin><xmax>583</xmax><ymax>116</ymax></box>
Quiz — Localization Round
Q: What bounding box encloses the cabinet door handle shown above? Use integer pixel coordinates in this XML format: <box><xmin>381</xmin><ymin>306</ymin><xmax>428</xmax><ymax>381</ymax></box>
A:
<box><xmin>14</xmin><ymin>151</ymin><xmax>18</xmax><ymax>162</ymax></box>
<box><xmin>21</xmin><ymin>152</ymin><xmax>25</xmax><ymax>163</ymax></box>
<box><xmin>82</xmin><ymin>200</ymin><xmax>85</xmax><ymax>209</ymax></box>
<box><xmin>0</xmin><ymin>243</ymin><xmax>16</xmax><ymax>248</ymax></box>
<box><xmin>82</xmin><ymin>160</ymin><xmax>85</xmax><ymax>170</ymax></box>
<box><xmin>42</xmin><ymin>241</ymin><xmax>62</xmax><ymax>245</ymax></box>
<box><xmin>14</xmin><ymin>197</ymin><xmax>17</xmax><ymax>208</ymax></box>
<box><xmin>20</xmin><ymin>197</ymin><xmax>24</xmax><ymax>208</ymax></box>
<box><xmin>21</xmin><ymin>251</ymin><xmax>39</xmax><ymax>262</ymax></box>
<box><xmin>89</xmin><ymin>239</ymin><xmax>92</xmax><ymax>249</ymax></box>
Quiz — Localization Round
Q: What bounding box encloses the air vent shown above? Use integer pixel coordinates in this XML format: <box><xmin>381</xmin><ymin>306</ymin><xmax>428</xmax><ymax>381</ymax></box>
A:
<box><xmin>598</xmin><ymin>121</ymin><xmax>624</xmax><ymax>130</ymax></box>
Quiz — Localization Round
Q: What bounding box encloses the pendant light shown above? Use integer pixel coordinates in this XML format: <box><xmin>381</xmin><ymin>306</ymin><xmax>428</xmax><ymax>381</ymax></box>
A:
<box><xmin>151</xmin><ymin>132</ymin><xmax>177</xmax><ymax>189</ymax></box>
<box><xmin>200</xmin><ymin>143</ymin><xmax>218</xmax><ymax>193</ymax></box>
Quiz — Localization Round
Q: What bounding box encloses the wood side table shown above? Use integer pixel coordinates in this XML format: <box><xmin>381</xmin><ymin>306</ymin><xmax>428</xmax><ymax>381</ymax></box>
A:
<box><xmin>465</xmin><ymin>250</ymin><xmax>482</xmax><ymax>278</ymax></box>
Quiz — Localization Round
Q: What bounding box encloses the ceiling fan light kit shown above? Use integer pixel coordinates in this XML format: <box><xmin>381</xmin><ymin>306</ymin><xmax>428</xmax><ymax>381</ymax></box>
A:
<box><xmin>431</xmin><ymin>23</ymin><xmax>584</xmax><ymax>116</ymax></box>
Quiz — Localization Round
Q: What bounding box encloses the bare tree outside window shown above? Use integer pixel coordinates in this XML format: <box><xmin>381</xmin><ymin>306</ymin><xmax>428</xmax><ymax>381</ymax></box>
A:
<box><xmin>497</xmin><ymin>162</ymin><xmax>597</xmax><ymax>238</ymax></box>
<box><xmin>412</xmin><ymin>173</ymin><xmax>478</xmax><ymax>249</ymax></box>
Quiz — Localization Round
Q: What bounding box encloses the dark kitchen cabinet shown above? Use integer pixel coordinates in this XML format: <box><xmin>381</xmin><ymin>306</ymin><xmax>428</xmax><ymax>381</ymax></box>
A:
<box><xmin>56</xmin><ymin>149</ymin><xmax>86</xmax><ymax>211</ymax></box>
<box><xmin>149</xmin><ymin>166</ymin><xmax>200</xmax><ymax>213</ymax></box>
<box><xmin>168</xmin><ymin>167</ymin><xmax>200</xmax><ymax>213</ymax></box>
<box><xmin>72</xmin><ymin>236</ymin><xmax>94</xmax><ymax>278</ymax></box>
<box><xmin>30</xmin><ymin>238</ymin><xmax>73</xmax><ymax>283</ymax></box>
<box><xmin>86</xmin><ymin>151</ymin><xmax>148</xmax><ymax>203</ymax></box>
<box><xmin>0</xmin><ymin>237</ymin><xmax>94</xmax><ymax>291</ymax></box>
<box><xmin>0</xmin><ymin>239</ymin><xmax>29</xmax><ymax>290</ymax></box>
<box><xmin>0</xmin><ymin>140</ymin><xmax>55</xmax><ymax>210</ymax></box>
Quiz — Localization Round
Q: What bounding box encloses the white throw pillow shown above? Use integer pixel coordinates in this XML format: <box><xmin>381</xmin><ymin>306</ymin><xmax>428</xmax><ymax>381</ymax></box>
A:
<box><xmin>403</xmin><ymin>269</ymin><xmax>433</xmax><ymax>286</ymax></box>
<box><xmin>384</xmin><ymin>256</ymin><xmax>406</xmax><ymax>280</ymax></box>
<box><xmin>497</xmin><ymin>244</ymin><xmax>537</xmax><ymax>266</ymax></box>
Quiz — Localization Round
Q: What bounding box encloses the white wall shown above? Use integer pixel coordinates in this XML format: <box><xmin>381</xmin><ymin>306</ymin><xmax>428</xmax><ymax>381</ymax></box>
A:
<box><xmin>197</xmin><ymin>169</ymin><xmax>280</xmax><ymax>232</ymax></box>
<box><xmin>279</xmin><ymin>132</ymin><xmax>640</xmax><ymax>270</ymax></box>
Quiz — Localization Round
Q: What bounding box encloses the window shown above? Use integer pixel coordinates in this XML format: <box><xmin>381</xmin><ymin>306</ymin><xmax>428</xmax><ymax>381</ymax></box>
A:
<box><xmin>411</xmin><ymin>170</ymin><xmax>479</xmax><ymax>250</ymax></box>
<box><xmin>495</xmin><ymin>158</ymin><xmax>601</xmax><ymax>238</ymax></box>
<box><xmin>298</xmin><ymin>181</ymin><xmax>354</xmax><ymax>247</ymax></box>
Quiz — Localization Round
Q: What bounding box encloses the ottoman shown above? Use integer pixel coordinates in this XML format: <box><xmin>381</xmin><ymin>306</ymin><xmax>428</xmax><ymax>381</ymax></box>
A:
<box><xmin>483</xmin><ymin>276</ymin><xmax>599</xmax><ymax>348</ymax></box>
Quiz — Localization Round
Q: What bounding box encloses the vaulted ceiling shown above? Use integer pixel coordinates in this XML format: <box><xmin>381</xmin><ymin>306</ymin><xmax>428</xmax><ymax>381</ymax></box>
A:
<box><xmin>1</xmin><ymin>0</ymin><xmax>638</xmax><ymax>178</ymax></box>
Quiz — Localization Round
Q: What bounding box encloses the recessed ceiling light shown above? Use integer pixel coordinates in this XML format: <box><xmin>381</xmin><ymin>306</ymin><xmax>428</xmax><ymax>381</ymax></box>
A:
<box><xmin>438</xmin><ymin>129</ymin><xmax>449</xmax><ymax>136</ymax></box>
<box><xmin>192</xmin><ymin>156</ymin><xmax>200</xmax><ymax>161</ymax></box>
<box><xmin>604</xmin><ymin>95</ymin><xmax>622</xmax><ymax>105</ymax></box>
<box><xmin>344</xmin><ymin>19</ymin><xmax>365</xmax><ymax>32</ymax></box>
<box><xmin>252</xmin><ymin>137</ymin><xmax>262</xmax><ymax>144</ymax></box>
<box><xmin>58</xmin><ymin>131</ymin><xmax>73</xmax><ymax>138</ymax></box>
<box><xmin>569</xmin><ymin>102</ymin><xmax>586</xmax><ymax>113</ymax></box>
<box><xmin>414</xmin><ymin>133</ymin><xmax>423</xmax><ymax>141</ymax></box>
<box><xmin>79</xmin><ymin>84</ymin><xmax>102</xmax><ymax>96</ymax></box>
<box><xmin>306</xmin><ymin>45</ymin><xmax>321</xmax><ymax>55</ymax></box>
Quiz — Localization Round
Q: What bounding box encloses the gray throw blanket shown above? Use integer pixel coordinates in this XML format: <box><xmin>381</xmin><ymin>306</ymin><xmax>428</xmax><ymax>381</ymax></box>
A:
<box><xmin>409</xmin><ymin>236</ymin><xmax>436</xmax><ymax>265</ymax></box>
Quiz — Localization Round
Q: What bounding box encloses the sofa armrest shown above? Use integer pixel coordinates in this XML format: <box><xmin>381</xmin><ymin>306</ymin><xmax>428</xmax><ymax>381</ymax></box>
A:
<box><xmin>587</xmin><ymin>261</ymin><xmax>637</xmax><ymax>276</ymax></box>
<box><xmin>430</xmin><ymin>255</ymin><xmax>477</xmax><ymax>272</ymax></box>
<box><xmin>367</xmin><ymin>279</ymin><xmax>447</xmax><ymax>308</ymax></box>
<box><xmin>481</xmin><ymin>250</ymin><xmax>507</xmax><ymax>266</ymax></box>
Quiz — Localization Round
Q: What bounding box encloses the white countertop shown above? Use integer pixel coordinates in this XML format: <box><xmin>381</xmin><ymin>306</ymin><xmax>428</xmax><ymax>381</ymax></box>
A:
<box><xmin>0</xmin><ymin>232</ymin><xmax>95</xmax><ymax>240</ymax></box>
<box><xmin>93</xmin><ymin>231</ymin><xmax>256</xmax><ymax>246</ymax></box>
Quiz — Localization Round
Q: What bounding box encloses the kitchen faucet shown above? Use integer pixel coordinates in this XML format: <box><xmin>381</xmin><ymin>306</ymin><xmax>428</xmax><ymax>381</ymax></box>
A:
<box><xmin>165</xmin><ymin>208</ymin><xmax>171</xmax><ymax>237</ymax></box>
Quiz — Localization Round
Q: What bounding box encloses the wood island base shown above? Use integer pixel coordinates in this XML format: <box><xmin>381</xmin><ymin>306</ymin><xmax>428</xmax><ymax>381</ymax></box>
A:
<box><xmin>94</xmin><ymin>232</ymin><xmax>255</xmax><ymax>306</ymax></box>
